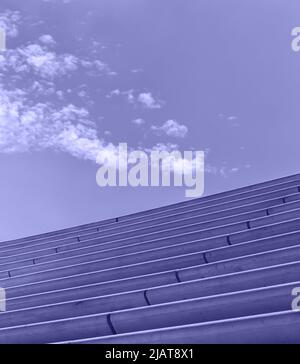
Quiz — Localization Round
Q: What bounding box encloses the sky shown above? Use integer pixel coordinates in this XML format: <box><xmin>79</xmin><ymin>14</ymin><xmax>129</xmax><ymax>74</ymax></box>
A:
<box><xmin>0</xmin><ymin>0</ymin><xmax>299</xmax><ymax>241</ymax></box>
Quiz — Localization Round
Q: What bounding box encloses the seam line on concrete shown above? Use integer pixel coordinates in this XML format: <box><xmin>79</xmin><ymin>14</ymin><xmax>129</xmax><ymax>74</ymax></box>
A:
<box><xmin>107</xmin><ymin>314</ymin><xmax>117</xmax><ymax>335</ymax></box>
<box><xmin>203</xmin><ymin>252</ymin><xmax>208</xmax><ymax>264</ymax></box>
<box><xmin>175</xmin><ymin>271</ymin><xmax>181</xmax><ymax>282</ymax></box>
<box><xmin>32</xmin><ymin>259</ymin><xmax>36</xmax><ymax>265</ymax></box>
<box><xmin>77</xmin><ymin>237</ymin><xmax>80</xmax><ymax>243</ymax></box>
<box><xmin>55</xmin><ymin>248</ymin><xmax>58</xmax><ymax>253</ymax></box>
<box><xmin>144</xmin><ymin>290</ymin><xmax>151</xmax><ymax>305</ymax></box>
<box><xmin>246</xmin><ymin>221</ymin><xmax>251</xmax><ymax>229</ymax></box>
<box><xmin>266</xmin><ymin>209</ymin><xmax>270</xmax><ymax>216</ymax></box>
<box><xmin>7</xmin><ymin>271</ymin><xmax>11</xmax><ymax>278</ymax></box>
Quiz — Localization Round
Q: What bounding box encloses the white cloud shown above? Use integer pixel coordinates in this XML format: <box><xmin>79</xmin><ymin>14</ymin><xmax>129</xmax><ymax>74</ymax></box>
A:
<box><xmin>227</xmin><ymin>116</ymin><xmax>237</xmax><ymax>121</ymax></box>
<box><xmin>0</xmin><ymin>87</ymin><xmax>105</xmax><ymax>160</ymax></box>
<box><xmin>137</xmin><ymin>92</ymin><xmax>162</xmax><ymax>109</ymax></box>
<box><xmin>39</xmin><ymin>34</ymin><xmax>56</xmax><ymax>46</ymax></box>
<box><xmin>132</xmin><ymin>118</ymin><xmax>145</xmax><ymax>126</ymax></box>
<box><xmin>131</xmin><ymin>68</ymin><xmax>143</xmax><ymax>73</ymax></box>
<box><xmin>0</xmin><ymin>17</ymin><xmax>117</xmax><ymax>162</ymax></box>
<box><xmin>0</xmin><ymin>10</ymin><xmax>20</xmax><ymax>38</ymax></box>
<box><xmin>106</xmin><ymin>90</ymin><xmax>163</xmax><ymax>109</ymax></box>
<box><xmin>0</xmin><ymin>10</ymin><xmax>209</xmax><ymax>177</ymax></box>
<box><xmin>151</xmin><ymin>120</ymin><xmax>188</xmax><ymax>138</ymax></box>
<box><xmin>0</xmin><ymin>44</ymin><xmax>78</xmax><ymax>78</ymax></box>
<box><xmin>106</xmin><ymin>89</ymin><xmax>121</xmax><ymax>98</ymax></box>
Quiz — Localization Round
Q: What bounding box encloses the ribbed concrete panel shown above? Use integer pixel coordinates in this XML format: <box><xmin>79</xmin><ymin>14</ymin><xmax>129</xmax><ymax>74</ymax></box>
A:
<box><xmin>1</xmin><ymin>173</ymin><xmax>300</xmax><ymax>343</ymax></box>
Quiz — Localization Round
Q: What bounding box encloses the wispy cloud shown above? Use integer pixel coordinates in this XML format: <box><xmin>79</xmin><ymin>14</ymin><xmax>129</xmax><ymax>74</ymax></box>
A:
<box><xmin>151</xmin><ymin>120</ymin><xmax>188</xmax><ymax>138</ymax></box>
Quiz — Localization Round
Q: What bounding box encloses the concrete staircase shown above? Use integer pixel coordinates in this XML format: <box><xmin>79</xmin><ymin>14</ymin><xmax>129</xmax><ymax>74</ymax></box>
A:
<box><xmin>0</xmin><ymin>174</ymin><xmax>300</xmax><ymax>343</ymax></box>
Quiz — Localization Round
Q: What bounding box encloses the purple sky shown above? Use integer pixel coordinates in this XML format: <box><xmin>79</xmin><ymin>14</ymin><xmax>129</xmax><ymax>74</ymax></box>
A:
<box><xmin>0</xmin><ymin>0</ymin><xmax>299</xmax><ymax>241</ymax></box>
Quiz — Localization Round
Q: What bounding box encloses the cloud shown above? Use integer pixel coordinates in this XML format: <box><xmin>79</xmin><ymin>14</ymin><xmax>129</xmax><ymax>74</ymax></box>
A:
<box><xmin>0</xmin><ymin>10</ymin><xmax>20</xmax><ymax>38</ymax></box>
<box><xmin>132</xmin><ymin>118</ymin><xmax>145</xmax><ymax>126</ymax></box>
<box><xmin>106</xmin><ymin>90</ymin><xmax>163</xmax><ymax>109</ymax></box>
<box><xmin>0</xmin><ymin>10</ymin><xmax>213</xmax><ymax>179</ymax></box>
<box><xmin>137</xmin><ymin>92</ymin><xmax>162</xmax><ymax>109</ymax></box>
<box><xmin>19</xmin><ymin>44</ymin><xmax>78</xmax><ymax>78</ymax></box>
<box><xmin>0</xmin><ymin>86</ymin><xmax>104</xmax><ymax>159</ymax></box>
<box><xmin>218</xmin><ymin>114</ymin><xmax>240</xmax><ymax>127</ymax></box>
<box><xmin>106</xmin><ymin>89</ymin><xmax>121</xmax><ymax>98</ymax></box>
<box><xmin>0</xmin><ymin>12</ymin><xmax>116</xmax><ymax>162</ymax></box>
<box><xmin>227</xmin><ymin>116</ymin><xmax>237</xmax><ymax>121</ymax></box>
<box><xmin>131</xmin><ymin>68</ymin><xmax>143</xmax><ymax>73</ymax></box>
<box><xmin>151</xmin><ymin>120</ymin><xmax>188</xmax><ymax>138</ymax></box>
<box><xmin>39</xmin><ymin>34</ymin><xmax>56</xmax><ymax>46</ymax></box>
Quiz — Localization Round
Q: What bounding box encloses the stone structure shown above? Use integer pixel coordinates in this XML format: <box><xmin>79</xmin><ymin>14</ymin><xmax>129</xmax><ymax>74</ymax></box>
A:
<box><xmin>0</xmin><ymin>174</ymin><xmax>300</xmax><ymax>343</ymax></box>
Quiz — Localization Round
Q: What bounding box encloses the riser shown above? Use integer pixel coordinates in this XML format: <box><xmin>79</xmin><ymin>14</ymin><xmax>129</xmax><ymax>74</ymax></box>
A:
<box><xmin>115</xmin><ymin>189</ymin><xmax>299</xmax><ymax>232</ymax></box>
<box><xmin>205</xmin><ymin>230</ymin><xmax>300</xmax><ymax>263</ymax></box>
<box><xmin>6</xmin><ymin>258</ymin><xmax>300</xmax><ymax>312</ymax></box>
<box><xmin>79</xmin><ymin>207</ymin><xmax>300</xmax><ymax>247</ymax></box>
<box><xmin>9</xmin><ymin>206</ymin><xmax>299</xmax><ymax>267</ymax></box>
<box><xmin>147</xmin><ymin>261</ymin><xmax>300</xmax><ymax>305</ymax></box>
<box><xmin>2</xmin><ymin>211</ymin><xmax>300</xmax><ymax>282</ymax></box>
<box><xmin>34</xmin><ymin>219</ymin><xmax>300</xmax><ymax>266</ymax></box>
<box><xmin>89</xmin><ymin>195</ymin><xmax>300</xmax><ymax>237</ymax></box>
<box><xmin>0</xmin><ymin>283</ymin><xmax>297</xmax><ymax>343</ymax></box>
<box><xmin>0</xmin><ymin>251</ymin><xmax>207</xmax><ymax>282</ymax></box>
<box><xmin>1</xmin><ymin>212</ymin><xmax>300</xmax><ymax>280</ymax></box>
<box><xmin>0</xmin><ymin>193</ymin><xmax>294</xmax><ymax>258</ymax></box>
<box><xmin>0</xmin><ymin>235</ymin><xmax>226</xmax><ymax>274</ymax></box>
<box><xmin>0</xmin><ymin>229</ymin><xmax>300</xmax><ymax>290</ymax></box>
<box><xmin>2</xmin><ymin>204</ymin><xmax>299</xmax><ymax>270</ymax></box>
<box><xmin>2</xmin><ymin>173</ymin><xmax>299</xmax><ymax>248</ymax></box>
<box><xmin>117</xmin><ymin>178</ymin><xmax>300</xmax><ymax>222</ymax></box>
<box><xmin>178</xmin><ymin>244</ymin><xmax>300</xmax><ymax>281</ymax></box>
<box><xmin>0</xmin><ymin>184</ymin><xmax>299</xmax><ymax>253</ymax></box>
<box><xmin>5</xmin><ymin>231</ymin><xmax>300</xmax><ymax>307</ymax></box>
<box><xmin>73</xmin><ymin>311</ymin><xmax>300</xmax><ymax>344</ymax></box>
<box><xmin>6</xmin><ymin>270</ymin><xmax>179</xmax><ymax>301</ymax></box>
<box><xmin>33</xmin><ymin>220</ymin><xmax>300</xmax><ymax>272</ymax></box>
<box><xmin>109</xmin><ymin>283</ymin><xmax>298</xmax><ymax>335</ymax></box>
<box><xmin>1</xmin><ymin>220</ymin><xmax>300</xmax><ymax>294</ymax></box>
<box><xmin>80</xmin><ymin>210</ymin><xmax>264</xmax><ymax>244</ymax></box>
<box><xmin>0</xmin><ymin>206</ymin><xmax>266</xmax><ymax>258</ymax></box>
<box><xmin>0</xmin><ymin>290</ymin><xmax>148</xmax><ymax>329</ymax></box>
<box><xmin>0</xmin><ymin>200</ymin><xmax>281</xmax><ymax>264</ymax></box>
<box><xmin>0</xmin><ymin>280</ymin><xmax>298</xmax><ymax>331</ymax></box>
<box><xmin>79</xmin><ymin>187</ymin><xmax>300</xmax><ymax>243</ymax></box>
<box><xmin>0</xmin><ymin>220</ymin><xmax>114</xmax><ymax>247</ymax></box>
<box><xmin>0</xmin><ymin>314</ymin><xmax>112</xmax><ymax>344</ymax></box>
<box><xmin>53</xmin><ymin>206</ymin><xmax>300</xmax><ymax>254</ymax></box>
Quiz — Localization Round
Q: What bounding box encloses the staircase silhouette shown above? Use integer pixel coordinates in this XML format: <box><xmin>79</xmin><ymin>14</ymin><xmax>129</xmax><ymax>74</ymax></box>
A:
<box><xmin>1</xmin><ymin>174</ymin><xmax>300</xmax><ymax>343</ymax></box>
